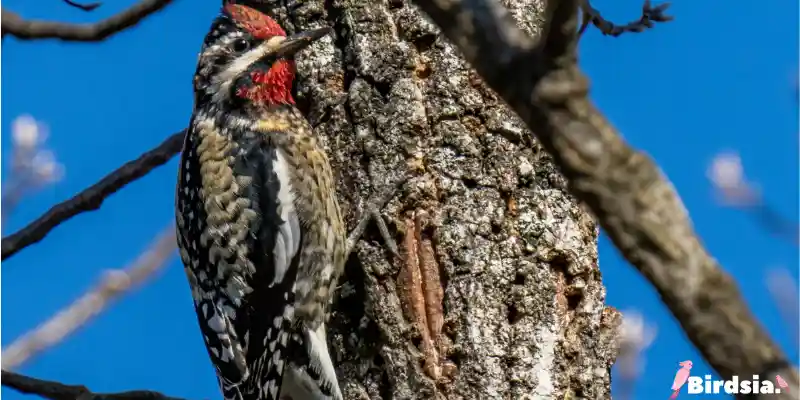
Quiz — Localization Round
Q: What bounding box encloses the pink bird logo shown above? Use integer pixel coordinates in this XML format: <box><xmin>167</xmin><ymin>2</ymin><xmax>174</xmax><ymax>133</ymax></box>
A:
<box><xmin>776</xmin><ymin>375</ymin><xmax>789</xmax><ymax>391</ymax></box>
<box><xmin>669</xmin><ymin>360</ymin><xmax>693</xmax><ymax>399</ymax></box>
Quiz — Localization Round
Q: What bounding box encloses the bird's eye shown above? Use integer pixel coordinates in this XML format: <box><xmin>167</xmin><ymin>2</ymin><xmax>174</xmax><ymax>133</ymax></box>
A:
<box><xmin>232</xmin><ymin>38</ymin><xmax>250</xmax><ymax>52</ymax></box>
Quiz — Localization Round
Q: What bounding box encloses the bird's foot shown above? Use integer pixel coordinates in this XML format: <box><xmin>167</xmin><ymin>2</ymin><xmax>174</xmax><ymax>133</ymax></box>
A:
<box><xmin>345</xmin><ymin>176</ymin><xmax>408</xmax><ymax>259</ymax></box>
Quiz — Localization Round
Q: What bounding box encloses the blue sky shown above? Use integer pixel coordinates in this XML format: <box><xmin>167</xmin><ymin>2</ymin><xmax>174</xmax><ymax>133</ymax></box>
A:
<box><xmin>1</xmin><ymin>1</ymin><xmax>797</xmax><ymax>399</ymax></box>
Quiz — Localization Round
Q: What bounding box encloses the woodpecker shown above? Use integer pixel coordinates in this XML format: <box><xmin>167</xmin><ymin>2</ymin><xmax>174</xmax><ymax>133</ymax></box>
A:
<box><xmin>175</xmin><ymin>4</ymin><xmax>398</xmax><ymax>400</ymax></box>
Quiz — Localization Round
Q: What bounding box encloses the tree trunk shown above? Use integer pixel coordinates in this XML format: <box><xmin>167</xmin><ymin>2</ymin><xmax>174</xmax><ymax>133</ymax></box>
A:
<box><xmin>242</xmin><ymin>0</ymin><xmax>622</xmax><ymax>398</ymax></box>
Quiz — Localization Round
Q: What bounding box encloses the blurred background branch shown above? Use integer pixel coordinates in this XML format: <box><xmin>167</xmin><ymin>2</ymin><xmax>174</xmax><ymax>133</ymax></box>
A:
<box><xmin>766</xmin><ymin>267</ymin><xmax>800</xmax><ymax>351</ymax></box>
<box><xmin>2</xmin><ymin>115</ymin><xmax>64</xmax><ymax>230</ymax></box>
<box><xmin>1</xmin><ymin>226</ymin><xmax>176</xmax><ymax>370</ymax></box>
<box><xmin>614</xmin><ymin>310</ymin><xmax>657</xmax><ymax>400</ymax></box>
<box><xmin>708</xmin><ymin>151</ymin><xmax>799</xmax><ymax>245</ymax></box>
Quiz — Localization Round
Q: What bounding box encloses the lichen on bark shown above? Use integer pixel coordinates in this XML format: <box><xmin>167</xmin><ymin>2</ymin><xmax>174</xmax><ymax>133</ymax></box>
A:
<box><xmin>239</xmin><ymin>0</ymin><xmax>622</xmax><ymax>398</ymax></box>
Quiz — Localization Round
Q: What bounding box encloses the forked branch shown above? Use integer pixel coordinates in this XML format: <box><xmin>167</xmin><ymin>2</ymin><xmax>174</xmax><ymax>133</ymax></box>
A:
<box><xmin>2</xmin><ymin>0</ymin><xmax>174</xmax><ymax>41</ymax></box>
<box><xmin>578</xmin><ymin>0</ymin><xmax>672</xmax><ymax>37</ymax></box>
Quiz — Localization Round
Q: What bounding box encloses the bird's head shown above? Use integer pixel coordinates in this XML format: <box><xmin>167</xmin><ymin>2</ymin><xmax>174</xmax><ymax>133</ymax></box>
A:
<box><xmin>193</xmin><ymin>3</ymin><xmax>331</xmax><ymax>107</ymax></box>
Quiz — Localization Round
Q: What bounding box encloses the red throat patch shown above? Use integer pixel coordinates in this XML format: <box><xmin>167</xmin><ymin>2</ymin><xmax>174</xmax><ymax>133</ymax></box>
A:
<box><xmin>235</xmin><ymin>60</ymin><xmax>296</xmax><ymax>106</ymax></box>
<box><xmin>224</xmin><ymin>4</ymin><xmax>286</xmax><ymax>39</ymax></box>
<box><xmin>225</xmin><ymin>4</ymin><xmax>295</xmax><ymax>106</ymax></box>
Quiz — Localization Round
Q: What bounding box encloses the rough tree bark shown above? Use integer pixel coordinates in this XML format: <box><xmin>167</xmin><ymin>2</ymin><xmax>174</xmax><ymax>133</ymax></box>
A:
<box><xmin>240</xmin><ymin>0</ymin><xmax>621</xmax><ymax>398</ymax></box>
<box><xmin>3</xmin><ymin>1</ymin><xmax>796</xmax><ymax>399</ymax></box>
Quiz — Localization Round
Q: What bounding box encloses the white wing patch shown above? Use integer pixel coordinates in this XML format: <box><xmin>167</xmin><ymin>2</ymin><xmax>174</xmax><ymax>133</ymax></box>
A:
<box><xmin>280</xmin><ymin>323</ymin><xmax>344</xmax><ymax>400</ymax></box>
<box><xmin>270</xmin><ymin>150</ymin><xmax>301</xmax><ymax>287</ymax></box>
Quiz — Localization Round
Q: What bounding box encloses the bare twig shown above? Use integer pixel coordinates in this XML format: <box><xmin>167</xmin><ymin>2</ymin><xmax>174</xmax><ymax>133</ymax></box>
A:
<box><xmin>1</xmin><ymin>0</ymin><xmax>174</xmax><ymax>41</ymax></box>
<box><xmin>578</xmin><ymin>0</ymin><xmax>672</xmax><ymax>37</ymax></box>
<box><xmin>708</xmin><ymin>152</ymin><xmax>799</xmax><ymax>245</ymax></box>
<box><xmin>751</xmin><ymin>203</ymin><xmax>800</xmax><ymax>245</ymax></box>
<box><xmin>2</xmin><ymin>370</ymin><xmax>185</xmax><ymax>400</ymax></box>
<box><xmin>614</xmin><ymin>310</ymin><xmax>657</xmax><ymax>400</ymax></box>
<box><xmin>1</xmin><ymin>227</ymin><xmax>176</xmax><ymax>370</ymax></box>
<box><xmin>3</xmin><ymin>115</ymin><xmax>64</xmax><ymax>232</ymax></box>
<box><xmin>1</xmin><ymin>131</ymin><xmax>184</xmax><ymax>261</ymax></box>
<box><xmin>410</xmin><ymin>0</ymin><xmax>798</xmax><ymax>396</ymax></box>
<box><xmin>63</xmin><ymin>0</ymin><xmax>102</xmax><ymax>12</ymax></box>
<box><xmin>766</xmin><ymin>268</ymin><xmax>800</xmax><ymax>350</ymax></box>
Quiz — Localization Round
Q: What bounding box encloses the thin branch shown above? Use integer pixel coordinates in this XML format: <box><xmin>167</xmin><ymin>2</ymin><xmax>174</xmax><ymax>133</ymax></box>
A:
<box><xmin>63</xmin><ymin>0</ymin><xmax>102</xmax><ymax>12</ymax></box>
<box><xmin>614</xmin><ymin>310</ymin><xmax>657</xmax><ymax>400</ymax></box>
<box><xmin>766</xmin><ymin>268</ymin><xmax>800</xmax><ymax>351</ymax></box>
<box><xmin>410</xmin><ymin>0</ymin><xmax>798</xmax><ymax>396</ymax></box>
<box><xmin>1</xmin><ymin>370</ymin><xmax>185</xmax><ymax>400</ymax></box>
<box><xmin>708</xmin><ymin>152</ymin><xmax>799</xmax><ymax>245</ymax></box>
<box><xmin>578</xmin><ymin>0</ymin><xmax>672</xmax><ymax>37</ymax></box>
<box><xmin>1</xmin><ymin>131</ymin><xmax>184</xmax><ymax>261</ymax></box>
<box><xmin>1</xmin><ymin>227</ymin><xmax>176</xmax><ymax>370</ymax></box>
<box><xmin>751</xmin><ymin>202</ymin><xmax>800</xmax><ymax>245</ymax></box>
<box><xmin>1</xmin><ymin>0</ymin><xmax>174</xmax><ymax>41</ymax></box>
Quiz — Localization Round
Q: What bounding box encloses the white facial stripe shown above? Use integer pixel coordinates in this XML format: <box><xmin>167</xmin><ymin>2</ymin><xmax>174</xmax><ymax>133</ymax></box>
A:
<box><xmin>210</xmin><ymin>36</ymin><xmax>287</xmax><ymax>103</ymax></box>
<box><xmin>263</xmin><ymin>36</ymin><xmax>287</xmax><ymax>53</ymax></box>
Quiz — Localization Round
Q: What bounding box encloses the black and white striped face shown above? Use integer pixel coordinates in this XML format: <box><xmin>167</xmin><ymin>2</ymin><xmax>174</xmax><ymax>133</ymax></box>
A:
<box><xmin>192</xmin><ymin>4</ymin><xmax>332</xmax><ymax>107</ymax></box>
<box><xmin>192</xmin><ymin>7</ymin><xmax>287</xmax><ymax>105</ymax></box>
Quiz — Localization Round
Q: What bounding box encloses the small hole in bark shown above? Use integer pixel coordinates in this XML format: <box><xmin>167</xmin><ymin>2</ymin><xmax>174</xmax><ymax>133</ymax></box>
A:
<box><xmin>507</xmin><ymin>303</ymin><xmax>521</xmax><ymax>324</ymax></box>
<box><xmin>449</xmin><ymin>349</ymin><xmax>464</xmax><ymax>367</ymax></box>
<box><xmin>411</xmin><ymin>335</ymin><xmax>422</xmax><ymax>348</ymax></box>
<box><xmin>373</xmin><ymin>353</ymin><xmax>384</xmax><ymax>367</ymax></box>
<box><xmin>388</xmin><ymin>0</ymin><xmax>404</xmax><ymax>9</ymax></box>
<box><xmin>491</xmin><ymin>223</ymin><xmax>502</xmax><ymax>234</ymax></box>
<box><xmin>374</xmin><ymin>80</ymin><xmax>392</xmax><ymax>98</ymax></box>
<box><xmin>504</xmin><ymin>355</ymin><xmax>516</xmax><ymax>369</ymax></box>
<box><xmin>513</xmin><ymin>272</ymin><xmax>526</xmax><ymax>285</ymax></box>
<box><xmin>462</xmin><ymin>177</ymin><xmax>478</xmax><ymax>189</ymax></box>
<box><xmin>549</xmin><ymin>253</ymin><xmax>570</xmax><ymax>274</ymax></box>
<box><xmin>411</xmin><ymin>33</ymin><xmax>437</xmax><ymax>52</ymax></box>
<box><xmin>566</xmin><ymin>292</ymin><xmax>582</xmax><ymax>310</ymax></box>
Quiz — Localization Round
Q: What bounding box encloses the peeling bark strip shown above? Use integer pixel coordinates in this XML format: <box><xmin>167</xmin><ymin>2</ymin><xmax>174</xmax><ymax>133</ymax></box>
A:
<box><xmin>416</xmin><ymin>211</ymin><xmax>445</xmax><ymax>357</ymax></box>
<box><xmin>398</xmin><ymin>213</ymin><xmax>443</xmax><ymax>381</ymax></box>
<box><xmin>236</xmin><ymin>0</ymin><xmax>620</xmax><ymax>398</ymax></box>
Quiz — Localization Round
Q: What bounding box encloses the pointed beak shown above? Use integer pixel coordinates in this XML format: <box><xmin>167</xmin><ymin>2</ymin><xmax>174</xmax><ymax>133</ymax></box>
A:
<box><xmin>275</xmin><ymin>27</ymin><xmax>332</xmax><ymax>58</ymax></box>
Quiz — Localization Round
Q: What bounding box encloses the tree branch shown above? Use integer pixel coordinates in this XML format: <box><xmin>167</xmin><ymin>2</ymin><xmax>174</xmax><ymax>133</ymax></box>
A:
<box><xmin>1</xmin><ymin>131</ymin><xmax>183</xmax><ymax>261</ymax></box>
<box><xmin>1</xmin><ymin>0</ymin><xmax>174</xmax><ymax>41</ymax></box>
<box><xmin>63</xmin><ymin>0</ymin><xmax>103</xmax><ymax>12</ymax></box>
<box><xmin>410</xmin><ymin>0</ymin><xmax>798</xmax><ymax>396</ymax></box>
<box><xmin>1</xmin><ymin>227</ymin><xmax>176</xmax><ymax>370</ymax></box>
<box><xmin>578</xmin><ymin>0</ymin><xmax>672</xmax><ymax>37</ymax></box>
<box><xmin>1</xmin><ymin>370</ymin><xmax>185</xmax><ymax>400</ymax></box>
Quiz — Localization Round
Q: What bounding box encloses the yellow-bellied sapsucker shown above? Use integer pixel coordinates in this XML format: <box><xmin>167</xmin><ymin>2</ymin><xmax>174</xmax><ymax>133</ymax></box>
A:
<box><xmin>176</xmin><ymin>4</ymin><xmax>399</xmax><ymax>400</ymax></box>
